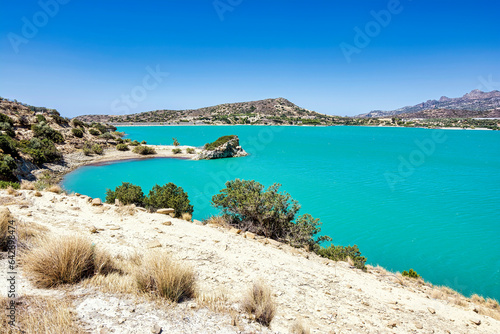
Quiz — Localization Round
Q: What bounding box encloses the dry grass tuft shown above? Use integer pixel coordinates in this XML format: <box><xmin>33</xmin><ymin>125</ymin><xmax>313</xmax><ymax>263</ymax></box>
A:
<box><xmin>486</xmin><ymin>298</ymin><xmax>499</xmax><ymax>309</ymax></box>
<box><xmin>135</xmin><ymin>251</ymin><xmax>196</xmax><ymax>303</ymax></box>
<box><xmin>290</xmin><ymin>320</ymin><xmax>310</xmax><ymax>334</ymax></box>
<box><xmin>204</xmin><ymin>215</ymin><xmax>229</xmax><ymax>227</ymax></box>
<box><xmin>242</xmin><ymin>281</ymin><xmax>276</xmax><ymax>327</ymax></box>
<box><xmin>22</xmin><ymin>236</ymin><xmax>117</xmax><ymax>288</ymax></box>
<box><xmin>197</xmin><ymin>290</ymin><xmax>229</xmax><ymax>312</ymax></box>
<box><xmin>1</xmin><ymin>207</ymin><xmax>48</xmax><ymax>252</ymax></box>
<box><xmin>6</xmin><ymin>186</ymin><xmax>17</xmax><ymax>196</ymax></box>
<box><xmin>181</xmin><ymin>212</ymin><xmax>192</xmax><ymax>222</ymax></box>
<box><xmin>115</xmin><ymin>205</ymin><xmax>136</xmax><ymax>216</ymax></box>
<box><xmin>453</xmin><ymin>296</ymin><xmax>468</xmax><ymax>307</ymax></box>
<box><xmin>0</xmin><ymin>296</ymin><xmax>85</xmax><ymax>334</ymax></box>
<box><xmin>46</xmin><ymin>185</ymin><xmax>62</xmax><ymax>194</ymax></box>
<box><xmin>20</xmin><ymin>180</ymin><xmax>35</xmax><ymax>190</ymax></box>
<box><xmin>0</xmin><ymin>207</ymin><xmax>14</xmax><ymax>251</ymax></box>
<box><xmin>33</xmin><ymin>191</ymin><xmax>42</xmax><ymax>197</ymax></box>
<box><xmin>471</xmin><ymin>293</ymin><xmax>486</xmax><ymax>304</ymax></box>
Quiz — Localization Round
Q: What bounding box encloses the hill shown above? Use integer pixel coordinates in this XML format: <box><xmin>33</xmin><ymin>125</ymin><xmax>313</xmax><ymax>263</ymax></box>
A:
<box><xmin>76</xmin><ymin>98</ymin><xmax>337</xmax><ymax>125</ymax></box>
<box><xmin>0</xmin><ymin>97</ymin><xmax>119</xmax><ymax>182</ymax></box>
<box><xmin>359</xmin><ymin>89</ymin><xmax>500</xmax><ymax>118</ymax></box>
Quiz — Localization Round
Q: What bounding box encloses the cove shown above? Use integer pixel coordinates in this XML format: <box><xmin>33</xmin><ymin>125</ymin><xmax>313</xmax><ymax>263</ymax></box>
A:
<box><xmin>62</xmin><ymin>125</ymin><xmax>500</xmax><ymax>302</ymax></box>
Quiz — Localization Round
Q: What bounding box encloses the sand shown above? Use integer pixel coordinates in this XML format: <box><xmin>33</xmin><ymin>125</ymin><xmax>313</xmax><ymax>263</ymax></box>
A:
<box><xmin>1</xmin><ymin>189</ymin><xmax>499</xmax><ymax>333</ymax></box>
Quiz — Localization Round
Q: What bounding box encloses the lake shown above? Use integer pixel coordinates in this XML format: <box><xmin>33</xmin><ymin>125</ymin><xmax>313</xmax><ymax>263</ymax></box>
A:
<box><xmin>62</xmin><ymin>125</ymin><xmax>500</xmax><ymax>301</ymax></box>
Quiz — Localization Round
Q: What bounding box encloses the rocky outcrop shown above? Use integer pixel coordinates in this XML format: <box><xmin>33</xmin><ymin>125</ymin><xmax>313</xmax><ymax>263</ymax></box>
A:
<box><xmin>195</xmin><ymin>135</ymin><xmax>248</xmax><ymax>160</ymax></box>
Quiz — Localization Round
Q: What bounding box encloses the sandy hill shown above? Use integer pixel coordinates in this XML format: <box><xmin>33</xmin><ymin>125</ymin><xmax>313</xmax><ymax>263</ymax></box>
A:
<box><xmin>76</xmin><ymin>98</ymin><xmax>337</xmax><ymax>125</ymax></box>
<box><xmin>1</xmin><ymin>188</ymin><xmax>499</xmax><ymax>333</ymax></box>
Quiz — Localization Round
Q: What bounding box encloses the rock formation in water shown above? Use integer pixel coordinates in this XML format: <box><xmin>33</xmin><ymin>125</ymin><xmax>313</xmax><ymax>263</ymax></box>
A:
<box><xmin>195</xmin><ymin>135</ymin><xmax>248</xmax><ymax>160</ymax></box>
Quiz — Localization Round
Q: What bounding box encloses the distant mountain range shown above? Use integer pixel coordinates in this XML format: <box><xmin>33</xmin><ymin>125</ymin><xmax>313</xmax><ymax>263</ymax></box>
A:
<box><xmin>76</xmin><ymin>98</ymin><xmax>336</xmax><ymax>125</ymax></box>
<box><xmin>359</xmin><ymin>89</ymin><xmax>500</xmax><ymax>118</ymax></box>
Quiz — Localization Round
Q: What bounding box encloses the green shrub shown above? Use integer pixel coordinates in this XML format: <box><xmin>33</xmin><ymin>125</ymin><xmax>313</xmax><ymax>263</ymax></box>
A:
<box><xmin>0</xmin><ymin>135</ymin><xmax>18</xmax><ymax>157</ymax></box>
<box><xmin>92</xmin><ymin>144</ymin><xmax>103</xmax><ymax>155</ymax></box>
<box><xmin>91</xmin><ymin>123</ymin><xmax>107</xmax><ymax>134</ymax></box>
<box><xmin>211</xmin><ymin>179</ymin><xmax>329</xmax><ymax>248</ymax></box>
<box><xmin>105</xmin><ymin>182</ymin><xmax>144</xmax><ymax>205</ymax></box>
<box><xmin>172</xmin><ymin>138</ymin><xmax>180</xmax><ymax>146</ymax></box>
<box><xmin>132</xmin><ymin>145</ymin><xmax>156</xmax><ymax>155</ymax></box>
<box><xmin>0</xmin><ymin>181</ymin><xmax>20</xmax><ymax>189</ymax></box>
<box><xmin>113</xmin><ymin>131</ymin><xmax>125</xmax><ymax>138</ymax></box>
<box><xmin>36</xmin><ymin>114</ymin><xmax>46</xmax><ymax>123</ymax></box>
<box><xmin>316</xmin><ymin>244</ymin><xmax>367</xmax><ymax>270</ymax></box>
<box><xmin>145</xmin><ymin>183</ymin><xmax>193</xmax><ymax>217</ymax></box>
<box><xmin>402</xmin><ymin>268</ymin><xmax>420</xmax><ymax>278</ymax></box>
<box><xmin>0</xmin><ymin>154</ymin><xmax>17</xmax><ymax>181</ymax></box>
<box><xmin>22</xmin><ymin>138</ymin><xmax>62</xmax><ymax>165</ymax></box>
<box><xmin>115</xmin><ymin>138</ymin><xmax>124</xmax><ymax>144</ymax></box>
<box><xmin>50</xmin><ymin>111</ymin><xmax>68</xmax><ymax>125</ymax></box>
<box><xmin>31</xmin><ymin>124</ymin><xmax>64</xmax><ymax>143</ymax></box>
<box><xmin>0</xmin><ymin>122</ymin><xmax>15</xmax><ymax>137</ymax></box>
<box><xmin>71</xmin><ymin>128</ymin><xmax>84</xmax><ymax>138</ymax></box>
<box><xmin>204</xmin><ymin>135</ymin><xmax>236</xmax><ymax>150</ymax></box>
<box><xmin>186</xmin><ymin>147</ymin><xmax>195</xmax><ymax>154</ymax></box>
<box><xmin>141</xmin><ymin>140</ymin><xmax>147</xmax><ymax>144</ymax></box>
<box><xmin>116</xmin><ymin>143</ymin><xmax>129</xmax><ymax>151</ymax></box>
<box><xmin>0</xmin><ymin>114</ymin><xmax>14</xmax><ymax>126</ymax></box>
<box><xmin>129</xmin><ymin>140</ymin><xmax>140</xmax><ymax>146</ymax></box>
<box><xmin>72</xmin><ymin>119</ymin><xmax>86</xmax><ymax>128</ymax></box>
<box><xmin>172</xmin><ymin>148</ymin><xmax>182</xmax><ymax>154</ymax></box>
<box><xmin>88</xmin><ymin>128</ymin><xmax>100</xmax><ymax>136</ymax></box>
<box><xmin>99</xmin><ymin>132</ymin><xmax>114</xmax><ymax>141</ymax></box>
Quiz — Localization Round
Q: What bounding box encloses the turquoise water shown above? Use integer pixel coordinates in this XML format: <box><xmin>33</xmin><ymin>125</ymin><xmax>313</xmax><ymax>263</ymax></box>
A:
<box><xmin>62</xmin><ymin>125</ymin><xmax>500</xmax><ymax>301</ymax></box>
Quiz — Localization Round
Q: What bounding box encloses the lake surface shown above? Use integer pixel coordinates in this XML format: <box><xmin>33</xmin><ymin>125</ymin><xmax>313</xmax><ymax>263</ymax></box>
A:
<box><xmin>62</xmin><ymin>125</ymin><xmax>500</xmax><ymax>301</ymax></box>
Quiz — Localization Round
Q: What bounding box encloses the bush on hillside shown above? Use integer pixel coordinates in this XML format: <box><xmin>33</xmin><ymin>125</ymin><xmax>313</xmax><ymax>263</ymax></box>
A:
<box><xmin>0</xmin><ymin>114</ymin><xmax>14</xmax><ymax>126</ymax></box>
<box><xmin>0</xmin><ymin>135</ymin><xmax>18</xmax><ymax>157</ymax></box>
<box><xmin>50</xmin><ymin>111</ymin><xmax>69</xmax><ymax>125</ymax></box>
<box><xmin>91</xmin><ymin>123</ymin><xmax>107</xmax><ymax>134</ymax></box>
<box><xmin>22</xmin><ymin>138</ymin><xmax>62</xmax><ymax>165</ymax></box>
<box><xmin>316</xmin><ymin>244</ymin><xmax>367</xmax><ymax>270</ymax></box>
<box><xmin>172</xmin><ymin>148</ymin><xmax>182</xmax><ymax>154</ymax></box>
<box><xmin>105</xmin><ymin>182</ymin><xmax>145</xmax><ymax>205</ymax></box>
<box><xmin>132</xmin><ymin>145</ymin><xmax>156</xmax><ymax>155</ymax></box>
<box><xmin>88</xmin><ymin>128</ymin><xmax>100</xmax><ymax>136</ymax></box>
<box><xmin>0</xmin><ymin>155</ymin><xmax>17</xmax><ymax>181</ymax></box>
<box><xmin>186</xmin><ymin>147</ymin><xmax>195</xmax><ymax>154</ymax></box>
<box><xmin>92</xmin><ymin>144</ymin><xmax>103</xmax><ymax>155</ymax></box>
<box><xmin>71</xmin><ymin>128</ymin><xmax>84</xmax><ymax>138</ymax></box>
<box><xmin>36</xmin><ymin>115</ymin><xmax>46</xmax><ymax>123</ymax></box>
<box><xmin>204</xmin><ymin>135</ymin><xmax>236</xmax><ymax>150</ymax></box>
<box><xmin>211</xmin><ymin>179</ymin><xmax>329</xmax><ymax>248</ymax></box>
<box><xmin>129</xmin><ymin>140</ymin><xmax>140</xmax><ymax>146</ymax></box>
<box><xmin>0</xmin><ymin>122</ymin><xmax>15</xmax><ymax>137</ymax></box>
<box><xmin>72</xmin><ymin>119</ymin><xmax>86</xmax><ymax>128</ymax></box>
<box><xmin>145</xmin><ymin>183</ymin><xmax>193</xmax><ymax>217</ymax></box>
<box><xmin>99</xmin><ymin>132</ymin><xmax>114</xmax><ymax>141</ymax></box>
<box><xmin>402</xmin><ymin>268</ymin><xmax>420</xmax><ymax>278</ymax></box>
<box><xmin>116</xmin><ymin>143</ymin><xmax>129</xmax><ymax>151</ymax></box>
<box><xmin>31</xmin><ymin>123</ymin><xmax>64</xmax><ymax>143</ymax></box>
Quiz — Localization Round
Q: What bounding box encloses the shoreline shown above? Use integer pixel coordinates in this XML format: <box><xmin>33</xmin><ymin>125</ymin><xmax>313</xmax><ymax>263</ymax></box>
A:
<box><xmin>112</xmin><ymin>123</ymin><xmax>497</xmax><ymax>131</ymax></box>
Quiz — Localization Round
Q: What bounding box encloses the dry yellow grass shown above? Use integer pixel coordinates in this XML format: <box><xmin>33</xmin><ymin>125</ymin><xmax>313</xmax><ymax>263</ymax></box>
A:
<box><xmin>204</xmin><ymin>215</ymin><xmax>229</xmax><ymax>227</ymax></box>
<box><xmin>135</xmin><ymin>251</ymin><xmax>196</xmax><ymax>303</ymax></box>
<box><xmin>22</xmin><ymin>235</ymin><xmax>116</xmax><ymax>288</ymax></box>
<box><xmin>0</xmin><ymin>207</ymin><xmax>15</xmax><ymax>251</ymax></box>
<box><xmin>20</xmin><ymin>181</ymin><xmax>35</xmax><ymax>190</ymax></box>
<box><xmin>46</xmin><ymin>185</ymin><xmax>62</xmax><ymax>194</ymax></box>
<box><xmin>0</xmin><ymin>296</ymin><xmax>85</xmax><ymax>334</ymax></box>
<box><xmin>181</xmin><ymin>212</ymin><xmax>192</xmax><ymax>222</ymax></box>
<box><xmin>5</xmin><ymin>187</ymin><xmax>17</xmax><ymax>196</ymax></box>
<box><xmin>471</xmin><ymin>293</ymin><xmax>486</xmax><ymax>303</ymax></box>
<box><xmin>1</xmin><ymin>207</ymin><xmax>48</xmax><ymax>251</ymax></box>
<box><xmin>290</xmin><ymin>320</ymin><xmax>311</xmax><ymax>334</ymax></box>
<box><xmin>242</xmin><ymin>281</ymin><xmax>276</xmax><ymax>327</ymax></box>
<box><xmin>196</xmin><ymin>290</ymin><xmax>229</xmax><ymax>312</ymax></box>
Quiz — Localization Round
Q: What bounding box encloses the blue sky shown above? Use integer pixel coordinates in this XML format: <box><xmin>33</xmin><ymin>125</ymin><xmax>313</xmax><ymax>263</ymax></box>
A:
<box><xmin>1</xmin><ymin>0</ymin><xmax>499</xmax><ymax>117</ymax></box>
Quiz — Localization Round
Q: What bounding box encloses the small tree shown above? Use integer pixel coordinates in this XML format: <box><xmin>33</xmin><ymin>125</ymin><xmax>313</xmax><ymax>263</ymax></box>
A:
<box><xmin>105</xmin><ymin>182</ymin><xmax>144</xmax><ymax>205</ymax></box>
<box><xmin>211</xmin><ymin>179</ymin><xmax>329</xmax><ymax>248</ymax></box>
<box><xmin>172</xmin><ymin>138</ymin><xmax>180</xmax><ymax>146</ymax></box>
<box><xmin>145</xmin><ymin>183</ymin><xmax>193</xmax><ymax>217</ymax></box>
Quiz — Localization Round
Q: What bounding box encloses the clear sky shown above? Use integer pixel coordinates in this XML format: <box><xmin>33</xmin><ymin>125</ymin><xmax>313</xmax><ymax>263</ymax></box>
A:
<box><xmin>1</xmin><ymin>0</ymin><xmax>499</xmax><ymax>117</ymax></box>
